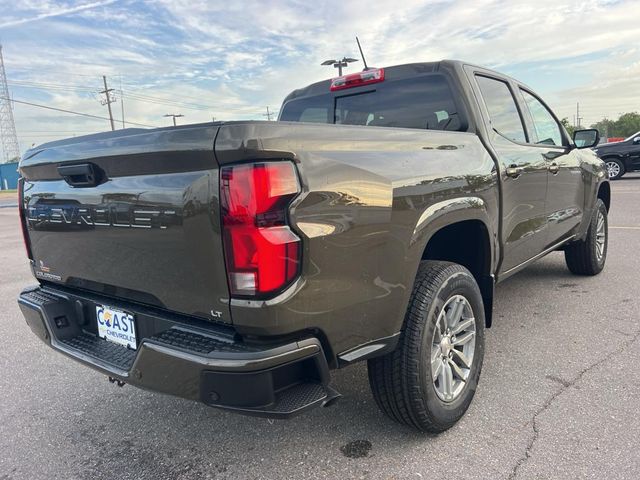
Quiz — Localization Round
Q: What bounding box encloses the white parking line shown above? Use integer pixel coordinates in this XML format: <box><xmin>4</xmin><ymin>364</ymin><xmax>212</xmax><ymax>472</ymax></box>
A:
<box><xmin>610</xmin><ymin>226</ymin><xmax>640</xmax><ymax>230</ymax></box>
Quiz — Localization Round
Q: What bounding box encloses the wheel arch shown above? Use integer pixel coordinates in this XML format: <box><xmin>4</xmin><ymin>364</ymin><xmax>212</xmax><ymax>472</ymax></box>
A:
<box><xmin>597</xmin><ymin>181</ymin><xmax>611</xmax><ymax>212</ymax></box>
<box><xmin>415</xmin><ymin>204</ymin><xmax>495</xmax><ymax>327</ymax></box>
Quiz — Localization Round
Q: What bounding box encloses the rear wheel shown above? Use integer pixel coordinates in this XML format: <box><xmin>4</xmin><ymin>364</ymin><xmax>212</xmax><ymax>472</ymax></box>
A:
<box><xmin>604</xmin><ymin>158</ymin><xmax>624</xmax><ymax>180</ymax></box>
<box><xmin>564</xmin><ymin>199</ymin><xmax>608</xmax><ymax>275</ymax></box>
<box><xmin>367</xmin><ymin>261</ymin><xmax>485</xmax><ymax>432</ymax></box>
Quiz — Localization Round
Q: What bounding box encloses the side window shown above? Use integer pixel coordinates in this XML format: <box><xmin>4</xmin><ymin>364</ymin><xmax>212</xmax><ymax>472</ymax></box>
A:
<box><xmin>298</xmin><ymin>107</ymin><xmax>329</xmax><ymax>123</ymax></box>
<box><xmin>520</xmin><ymin>90</ymin><xmax>563</xmax><ymax>146</ymax></box>
<box><xmin>475</xmin><ymin>75</ymin><xmax>526</xmax><ymax>143</ymax></box>
<box><xmin>280</xmin><ymin>99</ymin><xmax>329</xmax><ymax>123</ymax></box>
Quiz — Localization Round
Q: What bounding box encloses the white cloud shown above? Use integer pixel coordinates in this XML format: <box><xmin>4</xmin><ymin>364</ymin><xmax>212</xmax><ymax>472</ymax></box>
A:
<box><xmin>0</xmin><ymin>0</ymin><xmax>117</xmax><ymax>28</ymax></box>
<box><xmin>0</xmin><ymin>0</ymin><xmax>639</xmax><ymax>152</ymax></box>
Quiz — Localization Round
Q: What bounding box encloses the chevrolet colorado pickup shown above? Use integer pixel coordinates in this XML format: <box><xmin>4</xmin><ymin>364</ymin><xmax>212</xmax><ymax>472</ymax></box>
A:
<box><xmin>17</xmin><ymin>60</ymin><xmax>610</xmax><ymax>432</ymax></box>
<box><xmin>593</xmin><ymin>131</ymin><xmax>640</xmax><ymax>179</ymax></box>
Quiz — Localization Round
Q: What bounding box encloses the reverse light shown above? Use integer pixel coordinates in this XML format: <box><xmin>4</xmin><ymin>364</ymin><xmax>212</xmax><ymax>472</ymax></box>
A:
<box><xmin>220</xmin><ymin>162</ymin><xmax>301</xmax><ymax>297</ymax></box>
<box><xmin>17</xmin><ymin>177</ymin><xmax>33</xmax><ymax>260</ymax></box>
<box><xmin>330</xmin><ymin>68</ymin><xmax>385</xmax><ymax>91</ymax></box>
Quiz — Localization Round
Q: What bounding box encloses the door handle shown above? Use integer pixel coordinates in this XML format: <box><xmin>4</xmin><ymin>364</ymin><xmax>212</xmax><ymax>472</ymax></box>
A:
<box><xmin>505</xmin><ymin>164</ymin><xmax>523</xmax><ymax>178</ymax></box>
<box><xmin>548</xmin><ymin>163</ymin><xmax>559</xmax><ymax>174</ymax></box>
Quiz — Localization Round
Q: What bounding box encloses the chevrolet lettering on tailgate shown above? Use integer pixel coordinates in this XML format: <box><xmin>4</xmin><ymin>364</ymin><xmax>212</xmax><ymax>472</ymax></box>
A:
<box><xmin>26</xmin><ymin>203</ymin><xmax>178</xmax><ymax>229</ymax></box>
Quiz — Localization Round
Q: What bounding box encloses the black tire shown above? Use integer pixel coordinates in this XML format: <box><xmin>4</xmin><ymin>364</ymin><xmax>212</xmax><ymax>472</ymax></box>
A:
<box><xmin>604</xmin><ymin>158</ymin><xmax>625</xmax><ymax>180</ymax></box>
<box><xmin>367</xmin><ymin>261</ymin><xmax>485</xmax><ymax>432</ymax></box>
<box><xmin>564</xmin><ymin>199</ymin><xmax>608</xmax><ymax>275</ymax></box>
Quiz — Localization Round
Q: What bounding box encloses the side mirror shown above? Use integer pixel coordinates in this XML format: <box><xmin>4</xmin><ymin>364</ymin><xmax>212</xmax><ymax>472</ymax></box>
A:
<box><xmin>573</xmin><ymin>129</ymin><xmax>600</xmax><ymax>149</ymax></box>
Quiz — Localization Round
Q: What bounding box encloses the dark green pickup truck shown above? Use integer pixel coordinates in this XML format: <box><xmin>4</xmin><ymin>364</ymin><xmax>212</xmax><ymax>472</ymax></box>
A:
<box><xmin>17</xmin><ymin>60</ymin><xmax>610</xmax><ymax>432</ymax></box>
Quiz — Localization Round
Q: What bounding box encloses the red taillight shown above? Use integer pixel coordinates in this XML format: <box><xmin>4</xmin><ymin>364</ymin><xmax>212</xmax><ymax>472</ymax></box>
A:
<box><xmin>220</xmin><ymin>162</ymin><xmax>301</xmax><ymax>297</ymax></box>
<box><xmin>330</xmin><ymin>68</ymin><xmax>385</xmax><ymax>91</ymax></box>
<box><xmin>18</xmin><ymin>177</ymin><xmax>33</xmax><ymax>260</ymax></box>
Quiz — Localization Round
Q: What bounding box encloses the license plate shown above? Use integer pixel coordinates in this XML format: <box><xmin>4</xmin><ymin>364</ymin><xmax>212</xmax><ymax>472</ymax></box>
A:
<box><xmin>96</xmin><ymin>305</ymin><xmax>137</xmax><ymax>349</ymax></box>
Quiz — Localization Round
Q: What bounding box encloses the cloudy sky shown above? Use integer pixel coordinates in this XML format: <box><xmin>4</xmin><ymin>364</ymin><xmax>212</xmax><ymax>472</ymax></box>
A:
<box><xmin>0</xmin><ymin>0</ymin><xmax>639</xmax><ymax>154</ymax></box>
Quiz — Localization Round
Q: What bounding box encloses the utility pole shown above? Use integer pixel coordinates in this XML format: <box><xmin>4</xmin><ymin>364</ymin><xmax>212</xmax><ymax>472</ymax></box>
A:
<box><xmin>100</xmin><ymin>75</ymin><xmax>116</xmax><ymax>131</ymax></box>
<box><xmin>0</xmin><ymin>45</ymin><xmax>21</xmax><ymax>163</ymax></box>
<box><xmin>263</xmin><ymin>106</ymin><xmax>273</xmax><ymax>121</ymax></box>
<box><xmin>119</xmin><ymin>76</ymin><xmax>125</xmax><ymax>129</ymax></box>
<box><xmin>576</xmin><ymin>102</ymin><xmax>582</xmax><ymax>129</ymax></box>
<box><xmin>164</xmin><ymin>113</ymin><xmax>183</xmax><ymax>126</ymax></box>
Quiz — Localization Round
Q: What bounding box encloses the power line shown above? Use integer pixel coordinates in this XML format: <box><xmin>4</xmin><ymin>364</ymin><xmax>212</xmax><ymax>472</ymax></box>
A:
<box><xmin>8</xmin><ymin>80</ymin><xmax>94</xmax><ymax>92</ymax></box>
<box><xmin>18</xmin><ymin>130</ymin><xmax>101</xmax><ymax>133</ymax></box>
<box><xmin>9</xmin><ymin>81</ymin><xmax>215</xmax><ymax>111</ymax></box>
<box><xmin>21</xmin><ymin>134</ymin><xmax>99</xmax><ymax>138</ymax></box>
<box><xmin>124</xmin><ymin>92</ymin><xmax>212</xmax><ymax>111</ymax></box>
<box><xmin>0</xmin><ymin>96</ymin><xmax>155</xmax><ymax>127</ymax></box>
<box><xmin>119</xmin><ymin>80</ymin><xmax>235</xmax><ymax>104</ymax></box>
<box><xmin>120</xmin><ymin>89</ymin><xmax>258</xmax><ymax>112</ymax></box>
<box><xmin>8</xmin><ymin>78</ymin><xmax>266</xmax><ymax>113</ymax></box>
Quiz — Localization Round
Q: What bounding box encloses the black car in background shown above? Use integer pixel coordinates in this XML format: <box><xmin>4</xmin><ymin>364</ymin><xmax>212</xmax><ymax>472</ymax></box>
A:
<box><xmin>594</xmin><ymin>131</ymin><xmax>640</xmax><ymax>179</ymax></box>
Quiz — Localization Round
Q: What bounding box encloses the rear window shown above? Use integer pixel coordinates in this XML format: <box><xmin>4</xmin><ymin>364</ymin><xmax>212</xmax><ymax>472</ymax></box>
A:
<box><xmin>279</xmin><ymin>75</ymin><xmax>465</xmax><ymax>131</ymax></box>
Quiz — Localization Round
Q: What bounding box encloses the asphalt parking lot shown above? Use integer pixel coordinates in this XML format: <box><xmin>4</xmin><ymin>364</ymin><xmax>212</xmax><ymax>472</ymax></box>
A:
<box><xmin>1</xmin><ymin>177</ymin><xmax>639</xmax><ymax>480</ymax></box>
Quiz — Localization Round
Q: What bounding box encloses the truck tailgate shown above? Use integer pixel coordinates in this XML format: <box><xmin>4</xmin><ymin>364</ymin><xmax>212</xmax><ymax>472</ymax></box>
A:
<box><xmin>19</xmin><ymin>124</ymin><xmax>231</xmax><ymax>323</ymax></box>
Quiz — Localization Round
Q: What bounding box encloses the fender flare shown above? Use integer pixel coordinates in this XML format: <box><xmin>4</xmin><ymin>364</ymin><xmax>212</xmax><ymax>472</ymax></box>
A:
<box><xmin>410</xmin><ymin>196</ymin><xmax>496</xmax><ymax>327</ymax></box>
<box><xmin>411</xmin><ymin>196</ymin><xmax>494</xmax><ymax>254</ymax></box>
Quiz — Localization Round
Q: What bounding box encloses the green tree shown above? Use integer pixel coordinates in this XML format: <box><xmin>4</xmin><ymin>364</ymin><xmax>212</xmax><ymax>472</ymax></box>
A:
<box><xmin>560</xmin><ymin>117</ymin><xmax>576</xmax><ymax>137</ymax></box>
<box><xmin>614</xmin><ymin>112</ymin><xmax>640</xmax><ymax>137</ymax></box>
<box><xmin>591</xmin><ymin>112</ymin><xmax>640</xmax><ymax>138</ymax></box>
<box><xmin>590</xmin><ymin>118</ymin><xmax>615</xmax><ymax>138</ymax></box>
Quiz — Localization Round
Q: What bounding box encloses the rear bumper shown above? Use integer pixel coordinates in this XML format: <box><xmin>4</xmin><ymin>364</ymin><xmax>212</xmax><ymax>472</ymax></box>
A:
<box><xmin>18</xmin><ymin>285</ymin><xmax>339</xmax><ymax>418</ymax></box>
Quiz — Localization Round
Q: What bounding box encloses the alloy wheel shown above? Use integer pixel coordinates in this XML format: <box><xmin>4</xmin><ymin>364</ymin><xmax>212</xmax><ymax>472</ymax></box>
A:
<box><xmin>595</xmin><ymin>209</ymin><xmax>606</xmax><ymax>262</ymax></box>
<box><xmin>605</xmin><ymin>161</ymin><xmax>621</xmax><ymax>179</ymax></box>
<box><xmin>430</xmin><ymin>295</ymin><xmax>476</xmax><ymax>402</ymax></box>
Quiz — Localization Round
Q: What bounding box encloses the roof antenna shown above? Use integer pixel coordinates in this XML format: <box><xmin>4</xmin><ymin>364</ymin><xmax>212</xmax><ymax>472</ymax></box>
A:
<box><xmin>356</xmin><ymin>36</ymin><xmax>371</xmax><ymax>71</ymax></box>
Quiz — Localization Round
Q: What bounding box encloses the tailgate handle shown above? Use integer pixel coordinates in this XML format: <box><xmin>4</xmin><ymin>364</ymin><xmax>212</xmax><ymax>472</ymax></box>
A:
<box><xmin>57</xmin><ymin>163</ymin><xmax>101</xmax><ymax>187</ymax></box>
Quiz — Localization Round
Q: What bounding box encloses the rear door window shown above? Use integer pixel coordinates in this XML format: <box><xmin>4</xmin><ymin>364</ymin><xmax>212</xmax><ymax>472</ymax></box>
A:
<box><xmin>475</xmin><ymin>75</ymin><xmax>527</xmax><ymax>143</ymax></box>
